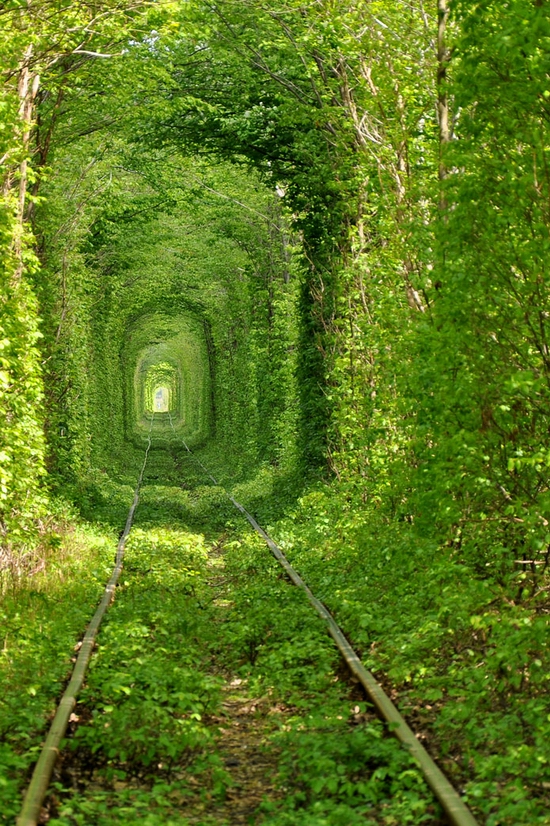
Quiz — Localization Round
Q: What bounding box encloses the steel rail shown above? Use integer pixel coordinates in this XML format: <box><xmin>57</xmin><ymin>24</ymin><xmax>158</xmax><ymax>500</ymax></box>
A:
<box><xmin>168</xmin><ymin>419</ymin><xmax>479</xmax><ymax>826</ymax></box>
<box><xmin>16</xmin><ymin>422</ymin><xmax>154</xmax><ymax>826</ymax></box>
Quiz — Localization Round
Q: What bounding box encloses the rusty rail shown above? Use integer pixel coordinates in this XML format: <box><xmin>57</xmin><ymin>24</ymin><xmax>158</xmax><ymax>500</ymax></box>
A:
<box><xmin>169</xmin><ymin>420</ymin><xmax>479</xmax><ymax>826</ymax></box>
<box><xmin>16</xmin><ymin>425</ymin><xmax>153</xmax><ymax>826</ymax></box>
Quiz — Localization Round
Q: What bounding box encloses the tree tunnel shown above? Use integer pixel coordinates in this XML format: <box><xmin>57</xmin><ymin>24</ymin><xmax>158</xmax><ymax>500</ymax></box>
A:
<box><xmin>124</xmin><ymin>311</ymin><xmax>212</xmax><ymax>447</ymax></box>
<box><xmin>35</xmin><ymin>149</ymin><xmax>298</xmax><ymax>485</ymax></box>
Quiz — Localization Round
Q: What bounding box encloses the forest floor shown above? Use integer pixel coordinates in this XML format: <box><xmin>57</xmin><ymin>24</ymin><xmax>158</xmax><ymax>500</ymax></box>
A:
<box><xmin>1</xmin><ymin>460</ymin><xmax>445</xmax><ymax>826</ymax></box>
<box><xmin>3</xmin><ymin>447</ymin><xmax>550</xmax><ymax>826</ymax></box>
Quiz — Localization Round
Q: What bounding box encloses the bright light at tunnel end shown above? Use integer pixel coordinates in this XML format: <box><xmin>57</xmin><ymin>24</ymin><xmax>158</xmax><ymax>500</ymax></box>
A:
<box><xmin>126</xmin><ymin>313</ymin><xmax>212</xmax><ymax>447</ymax></box>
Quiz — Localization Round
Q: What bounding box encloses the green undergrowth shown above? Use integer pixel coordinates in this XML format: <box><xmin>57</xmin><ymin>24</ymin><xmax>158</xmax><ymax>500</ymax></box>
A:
<box><xmin>0</xmin><ymin>522</ymin><xmax>116</xmax><ymax>824</ymax></box>
<box><xmin>71</xmin><ymin>446</ymin><xmax>304</xmax><ymax>536</ymax></box>
<box><xmin>6</xmin><ymin>482</ymin><xmax>443</xmax><ymax>826</ymax></box>
<box><xmin>46</xmin><ymin>522</ymin><xmax>442</xmax><ymax>825</ymax></box>
<box><xmin>267</xmin><ymin>484</ymin><xmax>550</xmax><ymax>826</ymax></box>
<box><xmin>208</xmin><ymin>535</ymin><xmax>443</xmax><ymax>826</ymax></box>
<box><xmin>8</xmin><ymin>454</ymin><xmax>547</xmax><ymax>825</ymax></box>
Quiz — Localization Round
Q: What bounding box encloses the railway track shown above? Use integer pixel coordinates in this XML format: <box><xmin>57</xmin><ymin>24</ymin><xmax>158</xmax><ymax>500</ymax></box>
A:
<box><xmin>16</xmin><ymin>421</ymin><xmax>479</xmax><ymax>826</ymax></box>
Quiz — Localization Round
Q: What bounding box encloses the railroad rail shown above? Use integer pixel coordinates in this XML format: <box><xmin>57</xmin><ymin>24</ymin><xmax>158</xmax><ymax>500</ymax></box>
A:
<box><xmin>16</xmin><ymin>422</ymin><xmax>153</xmax><ymax>826</ymax></box>
<box><xmin>169</xmin><ymin>418</ymin><xmax>479</xmax><ymax>826</ymax></box>
<box><xmin>17</xmin><ymin>420</ymin><xmax>479</xmax><ymax>826</ymax></box>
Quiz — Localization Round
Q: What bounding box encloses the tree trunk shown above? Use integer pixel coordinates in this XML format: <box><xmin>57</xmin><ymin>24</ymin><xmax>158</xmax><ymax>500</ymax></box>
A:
<box><xmin>437</xmin><ymin>0</ymin><xmax>450</xmax><ymax>185</ymax></box>
<box><xmin>13</xmin><ymin>44</ymin><xmax>40</xmax><ymax>282</ymax></box>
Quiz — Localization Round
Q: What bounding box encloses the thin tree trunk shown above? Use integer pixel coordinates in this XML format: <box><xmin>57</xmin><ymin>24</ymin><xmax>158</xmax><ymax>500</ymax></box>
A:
<box><xmin>437</xmin><ymin>0</ymin><xmax>450</xmax><ymax>185</ymax></box>
<box><xmin>12</xmin><ymin>45</ymin><xmax>40</xmax><ymax>282</ymax></box>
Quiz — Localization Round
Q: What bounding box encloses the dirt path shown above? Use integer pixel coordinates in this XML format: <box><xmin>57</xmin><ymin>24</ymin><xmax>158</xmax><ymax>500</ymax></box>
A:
<box><xmin>181</xmin><ymin>676</ymin><xmax>291</xmax><ymax>824</ymax></box>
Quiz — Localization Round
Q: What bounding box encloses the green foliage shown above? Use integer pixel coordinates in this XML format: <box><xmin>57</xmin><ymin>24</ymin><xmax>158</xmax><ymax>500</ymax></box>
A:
<box><xmin>0</xmin><ymin>65</ymin><xmax>46</xmax><ymax>556</ymax></box>
<box><xmin>2</xmin><ymin>484</ymin><xmax>441</xmax><ymax>825</ymax></box>
<box><xmin>0</xmin><ymin>266</ymin><xmax>47</xmax><ymax>556</ymax></box>
<box><xmin>33</xmin><ymin>130</ymin><xmax>300</xmax><ymax>488</ymax></box>
<box><xmin>0</xmin><ymin>0</ymin><xmax>160</xmax><ymax>562</ymax></box>
<box><xmin>0</xmin><ymin>523</ymin><xmax>115</xmax><ymax>823</ymax></box>
<box><xmin>70</xmin><ymin>529</ymin><xmax>219</xmax><ymax>772</ymax></box>
<box><xmin>3</xmin><ymin>2</ymin><xmax>550</xmax><ymax>822</ymax></box>
<box><xmin>267</xmin><ymin>484</ymin><xmax>550</xmax><ymax>824</ymax></box>
<box><xmin>411</xmin><ymin>0</ymin><xmax>550</xmax><ymax>565</ymax></box>
<box><xmin>209</xmin><ymin>531</ymin><xmax>441</xmax><ymax>825</ymax></box>
<box><xmin>264</xmin><ymin>721</ymin><xmax>435</xmax><ymax>826</ymax></box>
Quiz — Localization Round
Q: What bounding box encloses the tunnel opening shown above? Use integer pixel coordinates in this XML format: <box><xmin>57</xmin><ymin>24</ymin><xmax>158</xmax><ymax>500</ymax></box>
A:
<box><xmin>143</xmin><ymin>361</ymin><xmax>178</xmax><ymax>419</ymax></box>
<box><xmin>125</xmin><ymin>311</ymin><xmax>212</xmax><ymax>448</ymax></box>
<box><xmin>153</xmin><ymin>387</ymin><xmax>169</xmax><ymax>413</ymax></box>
